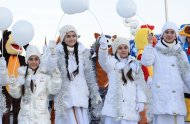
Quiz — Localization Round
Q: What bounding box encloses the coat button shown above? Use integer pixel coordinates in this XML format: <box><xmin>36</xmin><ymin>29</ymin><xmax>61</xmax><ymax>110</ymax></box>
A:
<box><xmin>171</xmin><ymin>64</ymin><xmax>175</xmax><ymax>67</ymax></box>
<box><xmin>123</xmin><ymin>100</ymin><xmax>125</xmax><ymax>102</ymax></box>
<box><xmin>172</xmin><ymin>90</ymin><xmax>176</xmax><ymax>93</ymax></box>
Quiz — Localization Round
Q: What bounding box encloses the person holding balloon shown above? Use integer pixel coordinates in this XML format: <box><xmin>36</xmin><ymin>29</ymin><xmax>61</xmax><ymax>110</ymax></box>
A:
<box><xmin>0</xmin><ymin>45</ymin><xmax>62</xmax><ymax>124</ymax></box>
<box><xmin>46</xmin><ymin>25</ymin><xmax>102</xmax><ymax>124</ymax></box>
<box><xmin>141</xmin><ymin>21</ymin><xmax>190</xmax><ymax>124</ymax></box>
<box><xmin>98</xmin><ymin>35</ymin><xmax>147</xmax><ymax>124</ymax></box>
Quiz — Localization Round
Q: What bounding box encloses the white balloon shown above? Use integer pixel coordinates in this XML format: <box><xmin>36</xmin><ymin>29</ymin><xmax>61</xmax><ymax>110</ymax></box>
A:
<box><xmin>12</xmin><ymin>20</ymin><xmax>34</xmax><ymax>46</ymax></box>
<box><xmin>116</xmin><ymin>0</ymin><xmax>137</xmax><ymax>18</ymax></box>
<box><xmin>60</xmin><ymin>0</ymin><xmax>89</xmax><ymax>14</ymax></box>
<box><xmin>0</xmin><ymin>7</ymin><xmax>13</xmax><ymax>30</ymax></box>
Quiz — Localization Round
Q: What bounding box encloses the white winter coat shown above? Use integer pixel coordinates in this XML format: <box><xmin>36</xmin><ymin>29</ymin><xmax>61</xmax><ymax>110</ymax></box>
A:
<box><xmin>54</xmin><ymin>42</ymin><xmax>101</xmax><ymax>116</ymax></box>
<box><xmin>98</xmin><ymin>48</ymin><xmax>146</xmax><ymax>121</ymax></box>
<box><xmin>141</xmin><ymin>42</ymin><xmax>190</xmax><ymax>115</ymax></box>
<box><xmin>9</xmin><ymin>66</ymin><xmax>62</xmax><ymax>124</ymax></box>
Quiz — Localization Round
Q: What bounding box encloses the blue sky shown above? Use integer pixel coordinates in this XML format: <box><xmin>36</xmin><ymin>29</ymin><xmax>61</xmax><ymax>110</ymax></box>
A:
<box><xmin>0</xmin><ymin>0</ymin><xmax>190</xmax><ymax>52</ymax></box>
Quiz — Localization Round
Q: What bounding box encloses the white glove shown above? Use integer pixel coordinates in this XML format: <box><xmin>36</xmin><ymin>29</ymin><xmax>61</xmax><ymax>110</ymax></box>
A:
<box><xmin>115</xmin><ymin>62</ymin><xmax>125</xmax><ymax>70</ymax></box>
<box><xmin>48</xmin><ymin>55</ymin><xmax>57</xmax><ymax>73</ymax></box>
<box><xmin>48</xmin><ymin>40</ymin><xmax>56</xmax><ymax>55</ymax></box>
<box><xmin>135</xmin><ymin>102</ymin><xmax>145</xmax><ymax>113</ymax></box>
<box><xmin>0</xmin><ymin>57</ymin><xmax>6</xmax><ymax>70</ymax></box>
<box><xmin>99</xmin><ymin>34</ymin><xmax>108</xmax><ymax>49</ymax></box>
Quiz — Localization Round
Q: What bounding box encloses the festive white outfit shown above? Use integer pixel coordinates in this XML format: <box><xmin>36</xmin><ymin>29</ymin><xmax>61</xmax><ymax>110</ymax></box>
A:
<box><xmin>98</xmin><ymin>47</ymin><xmax>147</xmax><ymax>124</ymax></box>
<box><xmin>9</xmin><ymin>66</ymin><xmax>62</xmax><ymax>124</ymax></box>
<box><xmin>141</xmin><ymin>41</ymin><xmax>190</xmax><ymax>124</ymax></box>
<box><xmin>52</xmin><ymin>42</ymin><xmax>101</xmax><ymax>124</ymax></box>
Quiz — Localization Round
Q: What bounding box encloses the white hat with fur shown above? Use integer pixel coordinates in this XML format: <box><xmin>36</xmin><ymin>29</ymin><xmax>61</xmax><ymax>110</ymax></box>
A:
<box><xmin>25</xmin><ymin>45</ymin><xmax>41</xmax><ymax>63</ymax></box>
<box><xmin>59</xmin><ymin>25</ymin><xmax>77</xmax><ymax>42</ymax></box>
<box><xmin>161</xmin><ymin>21</ymin><xmax>178</xmax><ymax>37</ymax></box>
<box><xmin>112</xmin><ymin>37</ymin><xmax>130</xmax><ymax>54</ymax></box>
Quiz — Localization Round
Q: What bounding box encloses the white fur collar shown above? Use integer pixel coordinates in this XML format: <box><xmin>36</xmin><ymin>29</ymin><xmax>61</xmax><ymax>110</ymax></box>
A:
<box><xmin>56</xmin><ymin>42</ymin><xmax>86</xmax><ymax>55</ymax></box>
<box><xmin>156</xmin><ymin>40</ymin><xmax>181</xmax><ymax>50</ymax></box>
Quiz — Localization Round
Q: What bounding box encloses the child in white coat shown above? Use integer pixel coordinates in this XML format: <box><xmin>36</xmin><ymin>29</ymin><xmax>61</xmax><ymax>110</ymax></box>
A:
<box><xmin>98</xmin><ymin>36</ymin><xmax>147</xmax><ymax>124</ymax></box>
<box><xmin>141</xmin><ymin>22</ymin><xmax>190</xmax><ymax>124</ymax></box>
<box><xmin>8</xmin><ymin>45</ymin><xmax>62</xmax><ymax>124</ymax></box>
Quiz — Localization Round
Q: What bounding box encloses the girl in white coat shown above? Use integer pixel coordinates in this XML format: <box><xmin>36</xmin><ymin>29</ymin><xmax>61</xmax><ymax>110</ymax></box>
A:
<box><xmin>98</xmin><ymin>36</ymin><xmax>147</xmax><ymax>124</ymax></box>
<box><xmin>0</xmin><ymin>57</ymin><xmax>8</xmax><ymax>124</ymax></box>
<box><xmin>141</xmin><ymin>22</ymin><xmax>190</xmax><ymax>124</ymax></box>
<box><xmin>8</xmin><ymin>45</ymin><xmax>62</xmax><ymax>124</ymax></box>
<box><xmin>48</xmin><ymin>25</ymin><xmax>102</xmax><ymax>124</ymax></box>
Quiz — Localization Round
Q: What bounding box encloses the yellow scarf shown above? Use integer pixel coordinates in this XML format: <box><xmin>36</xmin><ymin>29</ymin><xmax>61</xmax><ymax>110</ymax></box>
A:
<box><xmin>6</xmin><ymin>56</ymin><xmax>20</xmax><ymax>92</ymax></box>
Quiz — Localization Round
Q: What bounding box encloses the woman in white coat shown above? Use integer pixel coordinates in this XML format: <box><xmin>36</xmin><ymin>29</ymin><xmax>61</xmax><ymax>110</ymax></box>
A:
<box><xmin>98</xmin><ymin>36</ymin><xmax>147</xmax><ymax>124</ymax></box>
<box><xmin>141</xmin><ymin>22</ymin><xmax>190</xmax><ymax>124</ymax></box>
<box><xmin>47</xmin><ymin>25</ymin><xmax>102</xmax><ymax>124</ymax></box>
<box><xmin>0</xmin><ymin>57</ymin><xmax>8</xmax><ymax>124</ymax></box>
<box><xmin>8</xmin><ymin>45</ymin><xmax>62</xmax><ymax>124</ymax></box>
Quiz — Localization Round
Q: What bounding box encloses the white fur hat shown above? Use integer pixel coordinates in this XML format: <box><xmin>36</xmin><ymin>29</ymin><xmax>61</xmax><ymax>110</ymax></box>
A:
<box><xmin>59</xmin><ymin>25</ymin><xmax>77</xmax><ymax>42</ymax></box>
<box><xmin>25</xmin><ymin>45</ymin><xmax>41</xmax><ymax>63</ymax></box>
<box><xmin>112</xmin><ymin>37</ymin><xmax>130</xmax><ymax>54</ymax></box>
<box><xmin>161</xmin><ymin>21</ymin><xmax>178</xmax><ymax>37</ymax></box>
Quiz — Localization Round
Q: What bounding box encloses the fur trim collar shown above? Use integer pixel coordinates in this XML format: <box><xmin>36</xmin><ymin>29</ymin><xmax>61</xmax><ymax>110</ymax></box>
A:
<box><xmin>156</xmin><ymin>42</ymin><xmax>190</xmax><ymax>75</ymax></box>
<box><xmin>56</xmin><ymin>42</ymin><xmax>86</xmax><ymax>55</ymax></box>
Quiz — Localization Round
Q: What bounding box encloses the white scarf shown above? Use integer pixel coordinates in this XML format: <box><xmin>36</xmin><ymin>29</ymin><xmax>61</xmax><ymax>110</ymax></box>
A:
<box><xmin>162</xmin><ymin>40</ymin><xmax>176</xmax><ymax>48</ymax></box>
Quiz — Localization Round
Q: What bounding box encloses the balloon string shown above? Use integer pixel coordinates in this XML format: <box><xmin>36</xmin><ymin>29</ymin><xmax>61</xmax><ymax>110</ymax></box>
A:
<box><xmin>54</xmin><ymin>13</ymin><xmax>65</xmax><ymax>40</ymax></box>
<box><xmin>88</xmin><ymin>9</ymin><xmax>103</xmax><ymax>34</ymax></box>
<box><xmin>13</xmin><ymin>52</ymin><xmax>19</xmax><ymax>76</ymax></box>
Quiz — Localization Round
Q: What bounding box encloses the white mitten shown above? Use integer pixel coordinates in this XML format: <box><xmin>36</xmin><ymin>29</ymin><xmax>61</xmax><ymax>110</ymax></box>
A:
<box><xmin>99</xmin><ymin>34</ymin><xmax>108</xmax><ymax>49</ymax></box>
<box><xmin>115</xmin><ymin>62</ymin><xmax>125</xmax><ymax>70</ymax></box>
<box><xmin>48</xmin><ymin>40</ymin><xmax>56</xmax><ymax>55</ymax></box>
<box><xmin>135</xmin><ymin>102</ymin><xmax>145</xmax><ymax>113</ymax></box>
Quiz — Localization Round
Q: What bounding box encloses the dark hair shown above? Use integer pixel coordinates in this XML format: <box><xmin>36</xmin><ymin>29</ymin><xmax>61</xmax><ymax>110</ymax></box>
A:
<box><xmin>62</xmin><ymin>41</ymin><xmax>79</xmax><ymax>80</ymax></box>
<box><xmin>115</xmin><ymin>53</ymin><xmax>134</xmax><ymax>84</ymax></box>
<box><xmin>21</xmin><ymin>65</ymin><xmax>38</xmax><ymax>96</ymax></box>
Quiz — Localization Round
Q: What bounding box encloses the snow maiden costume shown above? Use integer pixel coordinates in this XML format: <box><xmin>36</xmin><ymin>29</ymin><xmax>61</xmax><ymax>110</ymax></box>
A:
<box><xmin>9</xmin><ymin>45</ymin><xmax>62</xmax><ymax>124</ymax></box>
<box><xmin>47</xmin><ymin>25</ymin><xmax>102</xmax><ymax>124</ymax></box>
<box><xmin>98</xmin><ymin>36</ymin><xmax>147</xmax><ymax>124</ymax></box>
<box><xmin>141</xmin><ymin>22</ymin><xmax>190</xmax><ymax>124</ymax></box>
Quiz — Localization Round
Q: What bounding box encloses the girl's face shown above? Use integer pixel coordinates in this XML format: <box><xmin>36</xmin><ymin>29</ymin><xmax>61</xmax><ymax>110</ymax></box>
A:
<box><xmin>162</xmin><ymin>29</ymin><xmax>177</xmax><ymax>43</ymax></box>
<box><xmin>64</xmin><ymin>31</ymin><xmax>77</xmax><ymax>47</ymax></box>
<box><xmin>27</xmin><ymin>55</ymin><xmax>40</xmax><ymax>71</ymax></box>
<box><xmin>116</xmin><ymin>44</ymin><xmax>129</xmax><ymax>58</ymax></box>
